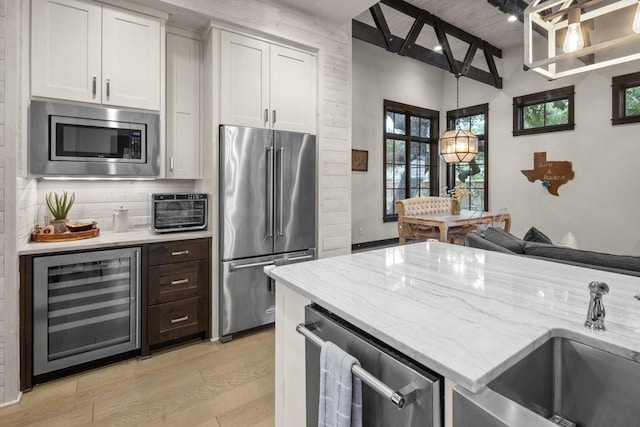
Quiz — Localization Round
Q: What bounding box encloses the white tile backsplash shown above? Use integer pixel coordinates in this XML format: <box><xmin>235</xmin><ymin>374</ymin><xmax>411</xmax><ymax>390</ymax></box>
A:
<box><xmin>32</xmin><ymin>180</ymin><xmax>197</xmax><ymax>234</ymax></box>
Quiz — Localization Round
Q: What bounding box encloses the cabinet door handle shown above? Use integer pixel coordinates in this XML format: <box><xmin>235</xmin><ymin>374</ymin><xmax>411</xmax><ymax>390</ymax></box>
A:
<box><xmin>106</xmin><ymin>79</ymin><xmax>111</xmax><ymax>99</ymax></box>
<box><xmin>169</xmin><ymin>157</ymin><xmax>174</xmax><ymax>171</ymax></box>
<box><xmin>171</xmin><ymin>250</ymin><xmax>189</xmax><ymax>256</ymax></box>
<box><xmin>92</xmin><ymin>77</ymin><xmax>97</xmax><ymax>97</ymax></box>
<box><xmin>170</xmin><ymin>315</ymin><xmax>189</xmax><ymax>324</ymax></box>
<box><xmin>272</xmin><ymin>109</ymin><xmax>277</xmax><ymax>125</ymax></box>
<box><xmin>171</xmin><ymin>278</ymin><xmax>189</xmax><ymax>285</ymax></box>
<box><xmin>264</xmin><ymin>108</ymin><xmax>269</xmax><ymax>124</ymax></box>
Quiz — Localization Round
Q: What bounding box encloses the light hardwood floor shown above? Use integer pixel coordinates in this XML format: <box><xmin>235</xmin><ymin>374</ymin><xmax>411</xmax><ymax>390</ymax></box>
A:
<box><xmin>0</xmin><ymin>327</ymin><xmax>275</xmax><ymax>426</ymax></box>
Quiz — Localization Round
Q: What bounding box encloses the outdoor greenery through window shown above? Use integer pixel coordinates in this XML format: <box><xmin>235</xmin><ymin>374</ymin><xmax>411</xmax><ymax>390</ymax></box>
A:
<box><xmin>384</xmin><ymin>100</ymin><xmax>439</xmax><ymax>221</ymax></box>
<box><xmin>612</xmin><ymin>71</ymin><xmax>640</xmax><ymax>125</ymax></box>
<box><xmin>513</xmin><ymin>86</ymin><xmax>574</xmax><ymax>136</ymax></box>
<box><xmin>446</xmin><ymin>104</ymin><xmax>489</xmax><ymax>211</ymax></box>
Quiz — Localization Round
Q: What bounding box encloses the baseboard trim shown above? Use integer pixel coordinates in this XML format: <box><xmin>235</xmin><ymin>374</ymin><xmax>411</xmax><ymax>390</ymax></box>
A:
<box><xmin>0</xmin><ymin>391</ymin><xmax>22</xmax><ymax>408</ymax></box>
<box><xmin>351</xmin><ymin>238</ymin><xmax>399</xmax><ymax>252</ymax></box>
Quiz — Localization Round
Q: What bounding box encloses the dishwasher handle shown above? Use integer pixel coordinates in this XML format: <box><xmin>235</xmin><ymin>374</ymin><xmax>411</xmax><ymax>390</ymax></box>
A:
<box><xmin>296</xmin><ymin>323</ymin><xmax>407</xmax><ymax>409</ymax></box>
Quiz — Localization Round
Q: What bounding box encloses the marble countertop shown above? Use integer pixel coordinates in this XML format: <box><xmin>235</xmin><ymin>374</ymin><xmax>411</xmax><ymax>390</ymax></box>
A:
<box><xmin>18</xmin><ymin>229</ymin><xmax>213</xmax><ymax>255</ymax></box>
<box><xmin>267</xmin><ymin>242</ymin><xmax>640</xmax><ymax>393</ymax></box>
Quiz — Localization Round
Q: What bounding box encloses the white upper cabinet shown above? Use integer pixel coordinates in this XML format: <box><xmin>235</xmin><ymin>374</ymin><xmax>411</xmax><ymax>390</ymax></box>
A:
<box><xmin>31</xmin><ymin>0</ymin><xmax>102</xmax><ymax>104</ymax></box>
<box><xmin>31</xmin><ymin>0</ymin><xmax>162</xmax><ymax>111</ymax></box>
<box><xmin>220</xmin><ymin>31</ymin><xmax>270</xmax><ymax>129</ymax></box>
<box><xmin>166</xmin><ymin>31</ymin><xmax>200</xmax><ymax>179</ymax></box>
<box><xmin>101</xmin><ymin>6</ymin><xmax>160</xmax><ymax>110</ymax></box>
<box><xmin>270</xmin><ymin>45</ymin><xmax>316</xmax><ymax>133</ymax></box>
<box><xmin>220</xmin><ymin>31</ymin><xmax>316</xmax><ymax>133</ymax></box>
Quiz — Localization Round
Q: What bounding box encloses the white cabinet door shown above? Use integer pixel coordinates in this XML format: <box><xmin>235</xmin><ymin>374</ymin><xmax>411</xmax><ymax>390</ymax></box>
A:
<box><xmin>31</xmin><ymin>0</ymin><xmax>102</xmax><ymax>104</ymax></box>
<box><xmin>220</xmin><ymin>31</ymin><xmax>270</xmax><ymax>128</ymax></box>
<box><xmin>166</xmin><ymin>33</ymin><xmax>200</xmax><ymax>179</ymax></box>
<box><xmin>102</xmin><ymin>5</ymin><xmax>161</xmax><ymax>110</ymax></box>
<box><xmin>270</xmin><ymin>45</ymin><xmax>316</xmax><ymax>134</ymax></box>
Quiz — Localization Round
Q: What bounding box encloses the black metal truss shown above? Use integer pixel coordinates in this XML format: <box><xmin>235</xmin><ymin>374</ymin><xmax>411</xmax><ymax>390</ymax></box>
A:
<box><xmin>352</xmin><ymin>0</ymin><xmax>503</xmax><ymax>88</ymax></box>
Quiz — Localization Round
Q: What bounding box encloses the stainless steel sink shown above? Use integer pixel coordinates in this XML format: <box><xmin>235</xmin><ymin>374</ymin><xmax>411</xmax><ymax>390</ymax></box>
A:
<box><xmin>453</xmin><ymin>336</ymin><xmax>640</xmax><ymax>427</ymax></box>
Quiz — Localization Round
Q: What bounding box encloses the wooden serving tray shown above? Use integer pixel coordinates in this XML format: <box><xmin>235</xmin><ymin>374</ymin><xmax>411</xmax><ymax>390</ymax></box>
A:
<box><xmin>31</xmin><ymin>227</ymin><xmax>100</xmax><ymax>242</ymax></box>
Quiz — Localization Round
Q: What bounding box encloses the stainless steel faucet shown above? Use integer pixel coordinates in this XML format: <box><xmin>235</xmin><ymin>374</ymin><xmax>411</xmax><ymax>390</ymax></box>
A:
<box><xmin>584</xmin><ymin>281</ymin><xmax>609</xmax><ymax>331</ymax></box>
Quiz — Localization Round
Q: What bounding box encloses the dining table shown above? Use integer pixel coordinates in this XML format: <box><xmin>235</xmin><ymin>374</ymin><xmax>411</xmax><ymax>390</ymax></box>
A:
<box><xmin>398</xmin><ymin>209</ymin><xmax>511</xmax><ymax>244</ymax></box>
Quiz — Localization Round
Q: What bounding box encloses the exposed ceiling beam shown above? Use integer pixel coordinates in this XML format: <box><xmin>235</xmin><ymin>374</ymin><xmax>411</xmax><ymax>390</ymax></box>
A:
<box><xmin>369</xmin><ymin>4</ymin><xmax>394</xmax><ymax>50</ymax></box>
<box><xmin>352</xmin><ymin>20</ymin><xmax>502</xmax><ymax>88</ymax></box>
<box><xmin>352</xmin><ymin>0</ymin><xmax>504</xmax><ymax>88</ymax></box>
<box><xmin>485</xmin><ymin>0</ymin><xmax>529</xmax><ymax>20</ymax></box>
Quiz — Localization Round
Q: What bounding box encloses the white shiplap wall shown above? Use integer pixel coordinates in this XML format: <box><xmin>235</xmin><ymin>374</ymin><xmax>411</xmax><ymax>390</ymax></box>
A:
<box><xmin>0</xmin><ymin>0</ymin><xmax>6</xmax><ymax>404</ymax></box>
<box><xmin>2</xmin><ymin>0</ymin><xmax>23</xmax><ymax>406</ymax></box>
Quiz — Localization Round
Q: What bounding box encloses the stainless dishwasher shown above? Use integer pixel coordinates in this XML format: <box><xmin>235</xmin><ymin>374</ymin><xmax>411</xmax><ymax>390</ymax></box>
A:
<box><xmin>301</xmin><ymin>304</ymin><xmax>443</xmax><ymax>427</ymax></box>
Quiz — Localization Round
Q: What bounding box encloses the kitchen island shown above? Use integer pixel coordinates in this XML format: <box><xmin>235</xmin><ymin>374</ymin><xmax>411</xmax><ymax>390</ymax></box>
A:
<box><xmin>267</xmin><ymin>241</ymin><xmax>640</xmax><ymax>426</ymax></box>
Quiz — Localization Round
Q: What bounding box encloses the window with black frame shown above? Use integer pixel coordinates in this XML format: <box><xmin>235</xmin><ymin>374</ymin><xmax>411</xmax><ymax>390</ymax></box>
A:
<box><xmin>446</xmin><ymin>104</ymin><xmax>489</xmax><ymax>211</ymax></box>
<box><xmin>383</xmin><ymin>100</ymin><xmax>439</xmax><ymax>222</ymax></box>
<box><xmin>612</xmin><ymin>71</ymin><xmax>640</xmax><ymax>125</ymax></box>
<box><xmin>513</xmin><ymin>86</ymin><xmax>574</xmax><ymax>136</ymax></box>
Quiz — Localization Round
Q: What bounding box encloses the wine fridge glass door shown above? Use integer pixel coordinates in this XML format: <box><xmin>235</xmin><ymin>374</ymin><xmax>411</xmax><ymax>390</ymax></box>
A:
<box><xmin>32</xmin><ymin>247</ymin><xmax>141</xmax><ymax>376</ymax></box>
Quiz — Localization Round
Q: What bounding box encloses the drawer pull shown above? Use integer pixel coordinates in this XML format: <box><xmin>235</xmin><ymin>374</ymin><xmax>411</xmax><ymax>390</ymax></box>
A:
<box><xmin>171</xmin><ymin>278</ymin><xmax>189</xmax><ymax>285</ymax></box>
<box><xmin>171</xmin><ymin>315</ymin><xmax>189</xmax><ymax>324</ymax></box>
<box><xmin>171</xmin><ymin>250</ymin><xmax>190</xmax><ymax>256</ymax></box>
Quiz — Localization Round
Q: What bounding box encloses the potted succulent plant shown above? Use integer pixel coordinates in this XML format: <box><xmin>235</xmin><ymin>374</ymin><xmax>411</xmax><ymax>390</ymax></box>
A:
<box><xmin>46</xmin><ymin>191</ymin><xmax>75</xmax><ymax>233</ymax></box>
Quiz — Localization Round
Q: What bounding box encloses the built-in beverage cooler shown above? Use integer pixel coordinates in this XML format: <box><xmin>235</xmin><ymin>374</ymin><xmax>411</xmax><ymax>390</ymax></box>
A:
<box><xmin>32</xmin><ymin>247</ymin><xmax>141</xmax><ymax>377</ymax></box>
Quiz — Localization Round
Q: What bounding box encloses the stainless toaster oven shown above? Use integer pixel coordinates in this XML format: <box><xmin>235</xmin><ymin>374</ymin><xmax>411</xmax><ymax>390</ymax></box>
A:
<box><xmin>151</xmin><ymin>193</ymin><xmax>208</xmax><ymax>233</ymax></box>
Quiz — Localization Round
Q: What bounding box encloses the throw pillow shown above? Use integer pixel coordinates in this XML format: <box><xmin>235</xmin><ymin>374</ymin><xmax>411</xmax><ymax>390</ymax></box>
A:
<box><xmin>523</xmin><ymin>226</ymin><xmax>553</xmax><ymax>244</ymax></box>
<box><xmin>484</xmin><ymin>227</ymin><xmax>527</xmax><ymax>254</ymax></box>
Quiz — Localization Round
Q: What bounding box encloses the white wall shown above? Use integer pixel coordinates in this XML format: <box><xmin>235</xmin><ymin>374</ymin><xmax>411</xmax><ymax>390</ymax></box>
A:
<box><xmin>443</xmin><ymin>45</ymin><xmax>640</xmax><ymax>255</ymax></box>
<box><xmin>351</xmin><ymin>38</ymin><xmax>444</xmax><ymax>244</ymax></box>
<box><xmin>353</xmin><ymin>31</ymin><xmax>640</xmax><ymax>256</ymax></box>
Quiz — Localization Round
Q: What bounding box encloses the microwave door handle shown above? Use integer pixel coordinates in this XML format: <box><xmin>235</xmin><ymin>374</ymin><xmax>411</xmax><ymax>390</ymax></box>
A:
<box><xmin>266</xmin><ymin>147</ymin><xmax>274</xmax><ymax>238</ymax></box>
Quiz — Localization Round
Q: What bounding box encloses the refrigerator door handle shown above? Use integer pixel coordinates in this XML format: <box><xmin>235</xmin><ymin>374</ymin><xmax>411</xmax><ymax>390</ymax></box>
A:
<box><xmin>266</xmin><ymin>146</ymin><xmax>274</xmax><ymax>238</ymax></box>
<box><xmin>277</xmin><ymin>147</ymin><xmax>285</xmax><ymax>236</ymax></box>
<box><xmin>230</xmin><ymin>260</ymin><xmax>276</xmax><ymax>271</ymax></box>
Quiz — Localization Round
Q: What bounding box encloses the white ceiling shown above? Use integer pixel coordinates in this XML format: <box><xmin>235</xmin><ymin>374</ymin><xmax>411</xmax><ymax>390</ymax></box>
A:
<box><xmin>269</xmin><ymin>0</ymin><xmax>379</xmax><ymax>25</ymax></box>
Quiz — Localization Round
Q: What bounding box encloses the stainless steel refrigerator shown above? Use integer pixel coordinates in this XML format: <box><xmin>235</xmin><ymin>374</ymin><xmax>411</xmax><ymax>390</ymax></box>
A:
<box><xmin>219</xmin><ymin>125</ymin><xmax>316</xmax><ymax>342</ymax></box>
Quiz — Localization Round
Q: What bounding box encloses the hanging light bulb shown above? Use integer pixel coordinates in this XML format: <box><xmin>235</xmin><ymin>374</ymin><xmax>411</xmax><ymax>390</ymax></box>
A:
<box><xmin>633</xmin><ymin>0</ymin><xmax>640</xmax><ymax>34</ymax></box>
<box><xmin>563</xmin><ymin>8</ymin><xmax>585</xmax><ymax>53</ymax></box>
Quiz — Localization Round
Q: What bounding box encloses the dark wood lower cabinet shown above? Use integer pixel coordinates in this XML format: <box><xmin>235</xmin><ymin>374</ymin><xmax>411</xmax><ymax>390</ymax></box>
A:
<box><xmin>19</xmin><ymin>237</ymin><xmax>212</xmax><ymax>391</ymax></box>
<box><xmin>142</xmin><ymin>238</ymin><xmax>211</xmax><ymax>356</ymax></box>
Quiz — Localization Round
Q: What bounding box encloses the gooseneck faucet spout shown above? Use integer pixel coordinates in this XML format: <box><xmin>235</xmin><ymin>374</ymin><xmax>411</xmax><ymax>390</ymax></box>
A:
<box><xmin>585</xmin><ymin>281</ymin><xmax>609</xmax><ymax>331</ymax></box>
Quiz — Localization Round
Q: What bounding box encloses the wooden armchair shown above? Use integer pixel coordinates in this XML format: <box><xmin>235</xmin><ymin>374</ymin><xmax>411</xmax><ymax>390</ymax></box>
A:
<box><xmin>395</xmin><ymin>197</ymin><xmax>452</xmax><ymax>244</ymax></box>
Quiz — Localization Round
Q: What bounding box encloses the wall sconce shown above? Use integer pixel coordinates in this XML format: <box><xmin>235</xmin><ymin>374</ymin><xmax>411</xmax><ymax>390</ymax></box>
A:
<box><xmin>525</xmin><ymin>0</ymin><xmax>640</xmax><ymax>79</ymax></box>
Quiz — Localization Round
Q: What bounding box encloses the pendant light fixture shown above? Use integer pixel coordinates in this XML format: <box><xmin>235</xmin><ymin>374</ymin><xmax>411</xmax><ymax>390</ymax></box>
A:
<box><xmin>440</xmin><ymin>75</ymin><xmax>478</xmax><ymax>164</ymax></box>
<box><xmin>563</xmin><ymin>7</ymin><xmax>585</xmax><ymax>53</ymax></box>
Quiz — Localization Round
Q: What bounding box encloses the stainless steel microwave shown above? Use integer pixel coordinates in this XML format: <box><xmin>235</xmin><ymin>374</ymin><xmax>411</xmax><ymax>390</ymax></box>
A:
<box><xmin>29</xmin><ymin>100</ymin><xmax>160</xmax><ymax>177</ymax></box>
<box><xmin>151</xmin><ymin>193</ymin><xmax>208</xmax><ymax>233</ymax></box>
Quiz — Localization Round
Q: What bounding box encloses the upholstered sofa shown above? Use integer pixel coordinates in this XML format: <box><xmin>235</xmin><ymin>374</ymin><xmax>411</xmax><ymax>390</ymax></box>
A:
<box><xmin>466</xmin><ymin>227</ymin><xmax>640</xmax><ymax>277</ymax></box>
